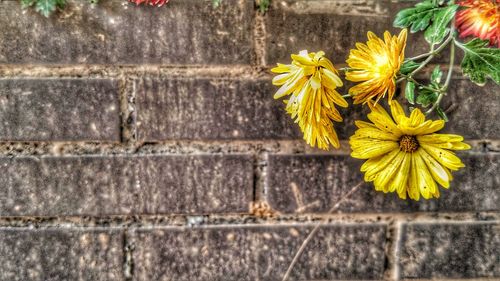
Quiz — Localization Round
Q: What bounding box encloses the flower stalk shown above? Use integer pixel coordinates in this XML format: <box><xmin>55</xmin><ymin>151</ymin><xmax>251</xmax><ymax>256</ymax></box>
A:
<box><xmin>426</xmin><ymin>40</ymin><xmax>456</xmax><ymax>115</ymax></box>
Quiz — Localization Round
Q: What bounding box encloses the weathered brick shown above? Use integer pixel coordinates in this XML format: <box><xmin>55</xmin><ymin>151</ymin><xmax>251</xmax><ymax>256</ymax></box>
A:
<box><xmin>132</xmin><ymin>224</ymin><xmax>386</xmax><ymax>281</ymax></box>
<box><xmin>137</xmin><ymin>76</ymin><xmax>498</xmax><ymax>142</ymax></box>
<box><xmin>0</xmin><ymin>228</ymin><xmax>124</xmax><ymax>281</ymax></box>
<box><xmin>265</xmin><ymin>0</ymin><xmax>392</xmax><ymax>65</ymax></box>
<box><xmin>400</xmin><ymin>222</ymin><xmax>500</xmax><ymax>279</ymax></box>
<box><xmin>0</xmin><ymin>79</ymin><xmax>120</xmax><ymax>142</ymax></box>
<box><xmin>136</xmin><ymin>78</ymin><xmax>301</xmax><ymax>141</ymax></box>
<box><xmin>0</xmin><ymin>154</ymin><xmax>253</xmax><ymax>216</ymax></box>
<box><xmin>266</xmin><ymin>153</ymin><xmax>499</xmax><ymax>213</ymax></box>
<box><xmin>0</xmin><ymin>0</ymin><xmax>253</xmax><ymax>65</ymax></box>
<box><xmin>439</xmin><ymin>79</ymin><xmax>500</xmax><ymax>139</ymax></box>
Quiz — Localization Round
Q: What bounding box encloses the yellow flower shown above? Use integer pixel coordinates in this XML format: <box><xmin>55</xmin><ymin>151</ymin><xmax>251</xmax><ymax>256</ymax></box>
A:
<box><xmin>349</xmin><ymin>100</ymin><xmax>470</xmax><ymax>200</ymax></box>
<box><xmin>346</xmin><ymin>29</ymin><xmax>407</xmax><ymax>104</ymax></box>
<box><xmin>271</xmin><ymin>50</ymin><xmax>347</xmax><ymax>150</ymax></box>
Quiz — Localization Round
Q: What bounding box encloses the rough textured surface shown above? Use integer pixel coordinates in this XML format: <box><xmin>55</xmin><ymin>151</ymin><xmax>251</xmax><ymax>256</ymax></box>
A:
<box><xmin>137</xmin><ymin>77</ymin><xmax>500</xmax><ymax>141</ymax></box>
<box><xmin>0</xmin><ymin>155</ymin><xmax>253</xmax><ymax>216</ymax></box>
<box><xmin>440</xmin><ymin>79</ymin><xmax>500</xmax><ymax>139</ymax></box>
<box><xmin>267</xmin><ymin>153</ymin><xmax>500</xmax><ymax>213</ymax></box>
<box><xmin>0</xmin><ymin>228</ymin><xmax>124</xmax><ymax>281</ymax></box>
<box><xmin>400</xmin><ymin>223</ymin><xmax>500</xmax><ymax>279</ymax></box>
<box><xmin>0</xmin><ymin>0</ymin><xmax>498</xmax><ymax>280</ymax></box>
<box><xmin>264</xmin><ymin>0</ymin><xmax>447</xmax><ymax>65</ymax></box>
<box><xmin>132</xmin><ymin>224</ymin><xmax>387</xmax><ymax>281</ymax></box>
<box><xmin>265</xmin><ymin>0</ymin><xmax>391</xmax><ymax>65</ymax></box>
<box><xmin>0</xmin><ymin>0</ymin><xmax>254</xmax><ymax>65</ymax></box>
<box><xmin>0</xmin><ymin>77</ymin><xmax>490</xmax><ymax>145</ymax></box>
<box><xmin>0</xmin><ymin>79</ymin><xmax>120</xmax><ymax>142</ymax></box>
<box><xmin>136</xmin><ymin>78</ymin><xmax>300</xmax><ymax>141</ymax></box>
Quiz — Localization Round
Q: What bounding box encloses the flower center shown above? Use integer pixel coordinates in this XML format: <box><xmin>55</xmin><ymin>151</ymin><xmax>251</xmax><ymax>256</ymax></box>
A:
<box><xmin>399</xmin><ymin>135</ymin><xmax>419</xmax><ymax>153</ymax></box>
<box><xmin>373</xmin><ymin>54</ymin><xmax>395</xmax><ymax>78</ymax></box>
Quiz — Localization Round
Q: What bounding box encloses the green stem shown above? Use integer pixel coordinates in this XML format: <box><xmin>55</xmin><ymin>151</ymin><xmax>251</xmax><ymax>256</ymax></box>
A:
<box><xmin>406</xmin><ymin>77</ymin><xmax>440</xmax><ymax>92</ymax></box>
<box><xmin>407</xmin><ymin>52</ymin><xmax>434</xmax><ymax>61</ymax></box>
<box><xmin>406</xmin><ymin>33</ymin><xmax>454</xmax><ymax>63</ymax></box>
<box><xmin>442</xmin><ymin>42</ymin><xmax>455</xmax><ymax>90</ymax></box>
<box><xmin>425</xmin><ymin>40</ymin><xmax>455</xmax><ymax>115</ymax></box>
<box><xmin>408</xmin><ymin>44</ymin><xmax>436</xmax><ymax>76</ymax></box>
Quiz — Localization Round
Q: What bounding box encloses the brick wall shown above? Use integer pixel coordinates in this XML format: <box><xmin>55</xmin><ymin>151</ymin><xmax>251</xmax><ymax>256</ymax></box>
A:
<box><xmin>0</xmin><ymin>1</ymin><xmax>498</xmax><ymax>280</ymax></box>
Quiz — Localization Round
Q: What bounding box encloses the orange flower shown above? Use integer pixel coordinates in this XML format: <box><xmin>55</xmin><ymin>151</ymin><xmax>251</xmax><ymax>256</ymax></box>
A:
<box><xmin>456</xmin><ymin>0</ymin><xmax>499</xmax><ymax>47</ymax></box>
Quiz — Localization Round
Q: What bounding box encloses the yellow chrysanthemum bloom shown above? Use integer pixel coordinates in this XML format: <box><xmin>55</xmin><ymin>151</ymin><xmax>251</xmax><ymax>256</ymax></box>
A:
<box><xmin>350</xmin><ymin>100</ymin><xmax>470</xmax><ymax>200</ymax></box>
<box><xmin>271</xmin><ymin>50</ymin><xmax>347</xmax><ymax>150</ymax></box>
<box><xmin>346</xmin><ymin>29</ymin><xmax>407</xmax><ymax>104</ymax></box>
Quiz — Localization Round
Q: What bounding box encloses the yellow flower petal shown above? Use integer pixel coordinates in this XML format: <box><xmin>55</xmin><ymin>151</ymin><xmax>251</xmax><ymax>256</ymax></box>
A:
<box><xmin>291</xmin><ymin>52</ymin><xmax>316</xmax><ymax>66</ymax></box>
<box><xmin>414</xmin><ymin>153</ymin><xmax>438</xmax><ymax>199</ymax></box>
<box><xmin>397</xmin><ymin>28</ymin><xmax>408</xmax><ymax>52</ymax></box>
<box><xmin>313</xmin><ymin>51</ymin><xmax>325</xmax><ymax>61</ymax></box>
<box><xmin>355</xmin><ymin>120</ymin><xmax>377</xmax><ymax>129</ymax></box>
<box><xmin>422</xmin><ymin>141</ymin><xmax>471</xmax><ymax>151</ymax></box>
<box><xmin>272</xmin><ymin>73</ymin><xmax>293</xmax><ymax>85</ymax></box>
<box><xmin>420</xmin><ymin>144</ymin><xmax>465</xmax><ymax>171</ymax></box>
<box><xmin>417</xmin><ymin>133</ymin><xmax>464</xmax><ymax>144</ymax></box>
<box><xmin>318</xmin><ymin>57</ymin><xmax>336</xmax><ymax>72</ymax></box>
<box><xmin>271</xmin><ymin>63</ymin><xmax>292</xmax><ymax>73</ymax></box>
<box><xmin>413</xmin><ymin>120</ymin><xmax>445</xmax><ymax>135</ymax></box>
<box><xmin>390</xmin><ymin>100</ymin><xmax>406</xmax><ymax>123</ymax></box>
<box><xmin>322</xmin><ymin>68</ymin><xmax>343</xmax><ymax>88</ymax></box>
<box><xmin>353</xmin><ymin>127</ymin><xmax>399</xmax><ymax>141</ymax></box>
<box><xmin>325</xmin><ymin>88</ymin><xmax>348</xmax><ymax>108</ymax></box>
<box><xmin>364</xmin><ymin>149</ymin><xmax>401</xmax><ymax>178</ymax></box>
<box><xmin>374</xmin><ymin>151</ymin><xmax>406</xmax><ymax>192</ymax></box>
<box><xmin>450</xmin><ymin>142</ymin><xmax>471</xmax><ymax>150</ymax></box>
<box><xmin>409</xmin><ymin>108</ymin><xmax>426</xmax><ymax>127</ymax></box>
<box><xmin>408</xmin><ymin>155</ymin><xmax>421</xmax><ymax>200</ymax></box>
<box><xmin>417</xmin><ymin>148</ymin><xmax>450</xmax><ymax>188</ymax></box>
<box><xmin>386</xmin><ymin>152</ymin><xmax>411</xmax><ymax>193</ymax></box>
<box><xmin>350</xmin><ymin>140</ymin><xmax>399</xmax><ymax>159</ymax></box>
<box><xmin>367</xmin><ymin>111</ymin><xmax>401</xmax><ymax>136</ymax></box>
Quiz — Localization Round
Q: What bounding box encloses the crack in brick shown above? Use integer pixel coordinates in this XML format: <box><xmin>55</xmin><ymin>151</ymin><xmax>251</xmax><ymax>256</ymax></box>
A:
<box><xmin>123</xmin><ymin>231</ymin><xmax>135</xmax><ymax>281</ymax></box>
<box><xmin>290</xmin><ymin>182</ymin><xmax>321</xmax><ymax>213</ymax></box>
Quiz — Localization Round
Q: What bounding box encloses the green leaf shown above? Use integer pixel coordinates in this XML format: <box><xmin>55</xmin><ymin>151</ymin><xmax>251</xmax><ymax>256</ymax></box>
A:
<box><xmin>257</xmin><ymin>0</ymin><xmax>270</xmax><ymax>13</ymax></box>
<box><xmin>212</xmin><ymin>0</ymin><xmax>221</xmax><ymax>8</ymax></box>
<box><xmin>34</xmin><ymin>0</ymin><xmax>62</xmax><ymax>17</ymax></box>
<box><xmin>424</xmin><ymin>4</ymin><xmax>458</xmax><ymax>44</ymax></box>
<box><xmin>21</xmin><ymin>0</ymin><xmax>69</xmax><ymax>16</ymax></box>
<box><xmin>436</xmin><ymin>106</ymin><xmax>448</xmax><ymax>121</ymax></box>
<box><xmin>405</xmin><ymin>81</ymin><xmax>416</xmax><ymax>104</ymax></box>
<box><xmin>457</xmin><ymin>38</ymin><xmax>500</xmax><ymax>85</ymax></box>
<box><xmin>431</xmin><ymin>66</ymin><xmax>443</xmax><ymax>84</ymax></box>
<box><xmin>393</xmin><ymin>0</ymin><xmax>438</xmax><ymax>32</ymax></box>
<box><xmin>55</xmin><ymin>0</ymin><xmax>65</xmax><ymax>8</ymax></box>
<box><xmin>400</xmin><ymin>60</ymin><xmax>420</xmax><ymax>75</ymax></box>
<box><xmin>416</xmin><ymin>89</ymin><xmax>438</xmax><ymax>107</ymax></box>
<box><xmin>21</xmin><ymin>0</ymin><xmax>37</xmax><ymax>7</ymax></box>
